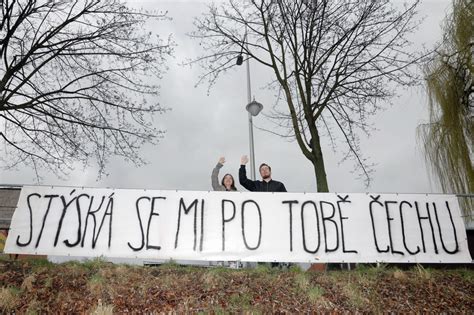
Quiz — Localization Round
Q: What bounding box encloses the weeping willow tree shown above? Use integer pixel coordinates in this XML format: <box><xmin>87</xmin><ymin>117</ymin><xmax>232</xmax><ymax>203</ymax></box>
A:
<box><xmin>419</xmin><ymin>0</ymin><xmax>473</xmax><ymax>222</ymax></box>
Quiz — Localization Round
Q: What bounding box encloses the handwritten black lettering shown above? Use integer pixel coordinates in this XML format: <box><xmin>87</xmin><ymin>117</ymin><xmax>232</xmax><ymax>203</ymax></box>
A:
<box><xmin>337</xmin><ymin>195</ymin><xmax>357</xmax><ymax>253</ymax></box>
<box><xmin>300</xmin><ymin>201</ymin><xmax>320</xmax><ymax>254</ymax></box>
<box><xmin>16</xmin><ymin>193</ymin><xmax>39</xmax><ymax>247</ymax></box>
<box><xmin>320</xmin><ymin>201</ymin><xmax>339</xmax><ymax>253</ymax></box>
<box><xmin>415</xmin><ymin>201</ymin><xmax>438</xmax><ymax>254</ymax></box>
<box><xmin>399</xmin><ymin>201</ymin><xmax>420</xmax><ymax>255</ymax></box>
<box><xmin>128</xmin><ymin>196</ymin><xmax>147</xmax><ymax>251</ymax></box>
<box><xmin>384</xmin><ymin>201</ymin><xmax>404</xmax><ymax>255</ymax></box>
<box><xmin>35</xmin><ymin>194</ymin><xmax>59</xmax><ymax>248</ymax></box>
<box><xmin>92</xmin><ymin>193</ymin><xmax>113</xmax><ymax>248</ymax></box>
<box><xmin>82</xmin><ymin>195</ymin><xmax>105</xmax><ymax>248</ymax></box>
<box><xmin>199</xmin><ymin>199</ymin><xmax>205</xmax><ymax>252</ymax></box>
<box><xmin>174</xmin><ymin>198</ymin><xmax>199</xmax><ymax>250</ymax></box>
<box><xmin>54</xmin><ymin>190</ymin><xmax>79</xmax><ymax>247</ymax></box>
<box><xmin>241</xmin><ymin>200</ymin><xmax>262</xmax><ymax>250</ymax></box>
<box><xmin>369</xmin><ymin>195</ymin><xmax>389</xmax><ymax>253</ymax></box>
<box><xmin>282</xmin><ymin>200</ymin><xmax>299</xmax><ymax>252</ymax></box>
<box><xmin>433</xmin><ymin>202</ymin><xmax>459</xmax><ymax>254</ymax></box>
<box><xmin>146</xmin><ymin>197</ymin><xmax>164</xmax><ymax>250</ymax></box>
<box><xmin>221</xmin><ymin>199</ymin><xmax>236</xmax><ymax>251</ymax></box>
<box><xmin>63</xmin><ymin>193</ymin><xmax>89</xmax><ymax>247</ymax></box>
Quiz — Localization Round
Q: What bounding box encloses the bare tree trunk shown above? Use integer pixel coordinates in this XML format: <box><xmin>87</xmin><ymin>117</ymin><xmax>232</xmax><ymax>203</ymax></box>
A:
<box><xmin>311</xmin><ymin>131</ymin><xmax>329</xmax><ymax>193</ymax></box>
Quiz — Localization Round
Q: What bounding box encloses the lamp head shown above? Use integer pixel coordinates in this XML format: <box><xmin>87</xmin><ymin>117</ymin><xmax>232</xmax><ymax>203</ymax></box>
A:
<box><xmin>246</xmin><ymin>99</ymin><xmax>263</xmax><ymax>116</ymax></box>
<box><xmin>236</xmin><ymin>54</ymin><xmax>244</xmax><ymax>66</ymax></box>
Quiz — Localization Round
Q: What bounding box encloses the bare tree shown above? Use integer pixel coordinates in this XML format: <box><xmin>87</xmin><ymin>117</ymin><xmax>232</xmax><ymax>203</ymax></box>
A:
<box><xmin>190</xmin><ymin>0</ymin><xmax>424</xmax><ymax>192</ymax></box>
<box><xmin>0</xmin><ymin>0</ymin><xmax>173</xmax><ymax>179</ymax></box>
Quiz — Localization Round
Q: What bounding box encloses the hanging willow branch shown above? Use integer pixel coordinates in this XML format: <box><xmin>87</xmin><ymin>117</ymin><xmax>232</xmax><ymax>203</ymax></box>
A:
<box><xmin>419</xmin><ymin>0</ymin><xmax>473</xmax><ymax>221</ymax></box>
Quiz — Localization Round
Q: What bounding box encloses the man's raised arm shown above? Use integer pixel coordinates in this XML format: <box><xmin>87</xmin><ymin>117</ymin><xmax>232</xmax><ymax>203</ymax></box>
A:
<box><xmin>239</xmin><ymin>155</ymin><xmax>256</xmax><ymax>191</ymax></box>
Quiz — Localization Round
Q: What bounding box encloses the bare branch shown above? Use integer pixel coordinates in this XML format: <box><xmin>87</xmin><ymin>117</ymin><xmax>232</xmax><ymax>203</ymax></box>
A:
<box><xmin>0</xmin><ymin>0</ymin><xmax>174</xmax><ymax>178</ymax></box>
<box><xmin>190</xmin><ymin>0</ymin><xmax>425</xmax><ymax>191</ymax></box>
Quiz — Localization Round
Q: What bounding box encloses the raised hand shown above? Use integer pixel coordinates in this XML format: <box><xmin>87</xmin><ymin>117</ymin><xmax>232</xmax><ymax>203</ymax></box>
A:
<box><xmin>218</xmin><ymin>156</ymin><xmax>226</xmax><ymax>164</ymax></box>
<box><xmin>241</xmin><ymin>155</ymin><xmax>249</xmax><ymax>165</ymax></box>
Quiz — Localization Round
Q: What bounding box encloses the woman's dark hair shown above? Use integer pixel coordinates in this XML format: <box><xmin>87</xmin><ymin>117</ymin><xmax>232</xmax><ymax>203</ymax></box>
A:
<box><xmin>221</xmin><ymin>173</ymin><xmax>237</xmax><ymax>191</ymax></box>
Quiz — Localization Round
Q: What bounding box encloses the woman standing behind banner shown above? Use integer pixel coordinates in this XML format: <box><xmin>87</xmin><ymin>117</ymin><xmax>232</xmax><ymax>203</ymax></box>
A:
<box><xmin>211</xmin><ymin>156</ymin><xmax>240</xmax><ymax>268</ymax></box>
<box><xmin>211</xmin><ymin>157</ymin><xmax>237</xmax><ymax>192</ymax></box>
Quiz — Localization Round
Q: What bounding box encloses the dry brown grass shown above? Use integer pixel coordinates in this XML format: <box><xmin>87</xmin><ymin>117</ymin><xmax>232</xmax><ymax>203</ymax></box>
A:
<box><xmin>415</xmin><ymin>264</ymin><xmax>432</xmax><ymax>280</ymax></box>
<box><xmin>342</xmin><ymin>282</ymin><xmax>367</xmax><ymax>308</ymax></box>
<box><xmin>21</xmin><ymin>274</ymin><xmax>36</xmax><ymax>291</ymax></box>
<box><xmin>307</xmin><ymin>285</ymin><xmax>325</xmax><ymax>303</ymax></box>
<box><xmin>91</xmin><ymin>299</ymin><xmax>114</xmax><ymax>315</ymax></box>
<box><xmin>0</xmin><ymin>287</ymin><xmax>21</xmax><ymax>311</ymax></box>
<box><xmin>392</xmin><ymin>269</ymin><xmax>408</xmax><ymax>280</ymax></box>
<box><xmin>25</xmin><ymin>298</ymin><xmax>42</xmax><ymax>315</ymax></box>
<box><xmin>87</xmin><ymin>274</ymin><xmax>105</xmax><ymax>296</ymax></box>
<box><xmin>0</xmin><ymin>259</ymin><xmax>472</xmax><ymax>313</ymax></box>
<box><xmin>294</xmin><ymin>273</ymin><xmax>310</xmax><ymax>291</ymax></box>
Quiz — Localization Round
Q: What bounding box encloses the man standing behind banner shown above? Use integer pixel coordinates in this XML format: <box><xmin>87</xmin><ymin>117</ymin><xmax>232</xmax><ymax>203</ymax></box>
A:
<box><xmin>239</xmin><ymin>155</ymin><xmax>287</xmax><ymax>192</ymax></box>
<box><xmin>240</xmin><ymin>155</ymin><xmax>287</xmax><ymax>268</ymax></box>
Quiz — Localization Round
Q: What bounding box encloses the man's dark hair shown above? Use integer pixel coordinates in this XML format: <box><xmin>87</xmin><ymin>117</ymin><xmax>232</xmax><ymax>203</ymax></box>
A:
<box><xmin>259</xmin><ymin>163</ymin><xmax>271</xmax><ymax>172</ymax></box>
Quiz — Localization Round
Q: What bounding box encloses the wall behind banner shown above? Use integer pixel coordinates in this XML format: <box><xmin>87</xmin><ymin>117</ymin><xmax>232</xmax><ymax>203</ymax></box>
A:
<box><xmin>0</xmin><ymin>230</ymin><xmax>7</xmax><ymax>253</ymax></box>
<box><xmin>0</xmin><ymin>187</ymin><xmax>20</xmax><ymax>254</ymax></box>
<box><xmin>0</xmin><ymin>187</ymin><xmax>20</xmax><ymax>230</ymax></box>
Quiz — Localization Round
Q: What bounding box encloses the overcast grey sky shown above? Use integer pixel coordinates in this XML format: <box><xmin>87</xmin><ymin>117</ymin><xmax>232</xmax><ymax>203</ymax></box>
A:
<box><xmin>0</xmin><ymin>0</ymin><xmax>452</xmax><ymax>194</ymax></box>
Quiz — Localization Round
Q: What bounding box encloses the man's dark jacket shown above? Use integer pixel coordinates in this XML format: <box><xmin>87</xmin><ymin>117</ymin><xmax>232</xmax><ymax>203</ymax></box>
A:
<box><xmin>239</xmin><ymin>165</ymin><xmax>287</xmax><ymax>192</ymax></box>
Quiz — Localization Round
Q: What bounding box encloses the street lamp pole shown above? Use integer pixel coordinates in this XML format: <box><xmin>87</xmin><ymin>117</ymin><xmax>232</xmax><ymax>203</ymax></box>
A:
<box><xmin>246</xmin><ymin>50</ymin><xmax>257</xmax><ymax>180</ymax></box>
<box><xmin>236</xmin><ymin>32</ymin><xmax>263</xmax><ymax>270</ymax></box>
<box><xmin>236</xmin><ymin>30</ymin><xmax>263</xmax><ymax>181</ymax></box>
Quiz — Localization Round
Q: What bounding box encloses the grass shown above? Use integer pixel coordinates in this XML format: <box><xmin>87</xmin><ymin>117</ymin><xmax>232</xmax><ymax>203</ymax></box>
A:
<box><xmin>288</xmin><ymin>263</ymin><xmax>303</xmax><ymax>273</ymax></box>
<box><xmin>228</xmin><ymin>292</ymin><xmax>253</xmax><ymax>310</ymax></box>
<box><xmin>43</xmin><ymin>277</ymin><xmax>53</xmax><ymax>289</ymax></box>
<box><xmin>391</xmin><ymin>268</ymin><xmax>408</xmax><ymax>280</ymax></box>
<box><xmin>63</xmin><ymin>261</ymin><xmax>89</xmax><ymax>277</ymax></box>
<box><xmin>155</xmin><ymin>273</ymin><xmax>177</xmax><ymax>290</ymax></box>
<box><xmin>0</xmin><ymin>258</ymin><xmax>472</xmax><ymax>313</ymax></box>
<box><xmin>157</xmin><ymin>260</ymin><xmax>180</xmax><ymax>271</ymax></box>
<box><xmin>2</xmin><ymin>257</ymin><xmax>54</xmax><ymax>274</ymax></box>
<box><xmin>252</xmin><ymin>263</ymin><xmax>273</xmax><ymax>274</ymax></box>
<box><xmin>415</xmin><ymin>264</ymin><xmax>433</xmax><ymax>280</ymax></box>
<box><xmin>21</xmin><ymin>274</ymin><xmax>37</xmax><ymax>291</ymax></box>
<box><xmin>0</xmin><ymin>254</ymin><xmax>10</xmax><ymax>261</ymax></box>
<box><xmin>0</xmin><ymin>287</ymin><xmax>22</xmax><ymax>312</ymax></box>
<box><xmin>88</xmin><ymin>273</ymin><xmax>105</xmax><ymax>296</ymax></box>
<box><xmin>209</xmin><ymin>306</ymin><xmax>226</xmax><ymax>314</ymax></box>
<box><xmin>81</xmin><ymin>257</ymin><xmax>110</xmax><ymax>271</ymax></box>
<box><xmin>249</xmin><ymin>263</ymin><xmax>278</xmax><ymax>283</ymax></box>
<box><xmin>447</xmin><ymin>268</ymin><xmax>474</xmax><ymax>282</ymax></box>
<box><xmin>91</xmin><ymin>299</ymin><xmax>114</xmax><ymax>315</ymax></box>
<box><xmin>343</xmin><ymin>283</ymin><xmax>366</xmax><ymax>308</ymax></box>
<box><xmin>25</xmin><ymin>298</ymin><xmax>42</xmax><ymax>315</ymax></box>
<box><xmin>293</xmin><ymin>271</ymin><xmax>328</xmax><ymax>306</ymax></box>
<box><xmin>307</xmin><ymin>285</ymin><xmax>325</xmax><ymax>303</ymax></box>
<box><xmin>354</xmin><ymin>263</ymin><xmax>388</xmax><ymax>277</ymax></box>
<box><xmin>201</xmin><ymin>270</ymin><xmax>224</xmax><ymax>290</ymax></box>
<box><xmin>295</xmin><ymin>273</ymin><xmax>310</xmax><ymax>291</ymax></box>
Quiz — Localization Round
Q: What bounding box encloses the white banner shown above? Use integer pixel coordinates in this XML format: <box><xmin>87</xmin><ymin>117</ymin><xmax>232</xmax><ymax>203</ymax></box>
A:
<box><xmin>4</xmin><ymin>186</ymin><xmax>472</xmax><ymax>263</ymax></box>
